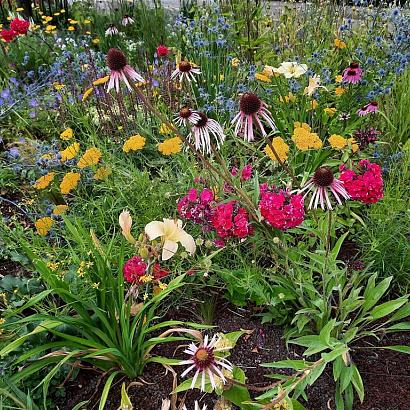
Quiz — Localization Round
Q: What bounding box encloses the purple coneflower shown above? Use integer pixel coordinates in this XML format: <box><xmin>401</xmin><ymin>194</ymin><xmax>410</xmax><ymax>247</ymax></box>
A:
<box><xmin>357</xmin><ymin>101</ymin><xmax>378</xmax><ymax>116</ymax></box>
<box><xmin>121</xmin><ymin>15</ymin><xmax>134</xmax><ymax>26</ymax></box>
<box><xmin>180</xmin><ymin>334</ymin><xmax>233</xmax><ymax>392</ymax></box>
<box><xmin>171</xmin><ymin>61</ymin><xmax>201</xmax><ymax>82</ymax></box>
<box><xmin>342</xmin><ymin>62</ymin><xmax>363</xmax><ymax>84</ymax></box>
<box><xmin>299</xmin><ymin>167</ymin><xmax>350</xmax><ymax>210</ymax></box>
<box><xmin>231</xmin><ymin>93</ymin><xmax>276</xmax><ymax>142</ymax></box>
<box><xmin>175</xmin><ymin>106</ymin><xmax>201</xmax><ymax>126</ymax></box>
<box><xmin>105</xmin><ymin>23</ymin><xmax>119</xmax><ymax>36</ymax></box>
<box><xmin>189</xmin><ymin>112</ymin><xmax>225</xmax><ymax>154</ymax></box>
<box><xmin>106</xmin><ymin>48</ymin><xmax>144</xmax><ymax>93</ymax></box>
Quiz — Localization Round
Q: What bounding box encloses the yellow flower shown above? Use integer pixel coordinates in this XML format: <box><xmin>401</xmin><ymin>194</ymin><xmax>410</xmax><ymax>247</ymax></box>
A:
<box><xmin>60</xmin><ymin>127</ymin><xmax>73</xmax><ymax>140</ymax></box>
<box><xmin>44</xmin><ymin>25</ymin><xmax>56</xmax><ymax>32</ymax></box>
<box><xmin>335</xmin><ymin>87</ymin><xmax>346</xmax><ymax>96</ymax></box>
<box><xmin>335</xmin><ymin>75</ymin><xmax>343</xmax><ymax>83</ymax></box>
<box><xmin>334</xmin><ymin>38</ymin><xmax>347</xmax><ymax>49</ymax></box>
<box><xmin>279</xmin><ymin>92</ymin><xmax>296</xmax><ymax>103</ymax></box>
<box><xmin>16</xmin><ymin>7</ymin><xmax>24</xmax><ymax>11</ymax></box>
<box><xmin>85</xmin><ymin>31</ymin><xmax>91</xmax><ymax>35</ymax></box>
<box><xmin>84</xmin><ymin>19</ymin><xmax>91</xmax><ymax>24</ymax></box>
<box><xmin>93</xmin><ymin>75</ymin><xmax>109</xmax><ymax>86</ymax></box>
<box><xmin>119</xmin><ymin>210</ymin><xmax>136</xmax><ymax>244</ymax></box>
<box><xmin>77</xmin><ymin>147</ymin><xmax>102</xmax><ymax>168</ymax></box>
<box><xmin>34</xmin><ymin>172</ymin><xmax>55</xmax><ymax>190</ymax></box>
<box><xmin>93</xmin><ymin>166</ymin><xmax>112</xmax><ymax>180</ymax></box>
<box><xmin>123</xmin><ymin>135</ymin><xmax>146</xmax><ymax>153</ymax></box>
<box><xmin>53</xmin><ymin>205</ymin><xmax>69</xmax><ymax>215</ymax></box>
<box><xmin>292</xmin><ymin>123</ymin><xmax>323</xmax><ymax>151</ymax></box>
<box><xmin>328</xmin><ymin>134</ymin><xmax>347</xmax><ymax>150</ymax></box>
<box><xmin>82</xmin><ymin>87</ymin><xmax>93</xmax><ymax>102</ymax></box>
<box><xmin>307</xmin><ymin>99</ymin><xmax>318</xmax><ymax>110</ymax></box>
<box><xmin>92</xmin><ymin>38</ymin><xmax>100</xmax><ymax>45</ymax></box>
<box><xmin>35</xmin><ymin>217</ymin><xmax>54</xmax><ymax>236</ymax></box>
<box><xmin>68</xmin><ymin>19</ymin><xmax>78</xmax><ymax>24</ymax></box>
<box><xmin>92</xmin><ymin>282</ymin><xmax>100</xmax><ymax>289</ymax></box>
<box><xmin>158</xmin><ymin>137</ymin><xmax>182</xmax><ymax>155</ymax></box>
<box><xmin>255</xmin><ymin>72</ymin><xmax>271</xmax><ymax>83</ymax></box>
<box><xmin>60</xmin><ymin>142</ymin><xmax>80</xmax><ymax>161</ymax></box>
<box><xmin>324</xmin><ymin>107</ymin><xmax>337</xmax><ymax>117</ymax></box>
<box><xmin>54</xmin><ymin>12</ymin><xmax>60</xmax><ymax>16</ymax></box>
<box><xmin>264</xmin><ymin>137</ymin><xmax>289</xmax><ymax>163</ymax></box>
<box><xmin>67</xmin><ymin>26</ymin><xmax>75</xmax><ymax>31</ymax></box>
<box><xmin>60</xmin><ymin>172</ymin><xmax>80</xmax><ymax>194</ymax></box>
<box><xmin>44</xmin><ymin>16</ymin><xmax>53</xmax><ymax>22</ymax></box>
<box><xmin>159</xmin><ymin>123</ymin><xmax>173</xmax><ymax>135</ymax></box>
<box><xmin>53</xmin><ymin>82</ymin><xmax>65</xmax><ymax>91</ymax></box>
<box><xmin>60</xmin><ymin>9</ymin><xmax>66</xmax><ymax>13</ymax></box>
<box><xmin>348</xmin><ymin>138</ymin><xmax>359</xmax><ymax>153</ymax></box>
<box><xmin>231</xmin><ymin>57</ymin><xmax>240</xmax><ymax>67</ymax></box>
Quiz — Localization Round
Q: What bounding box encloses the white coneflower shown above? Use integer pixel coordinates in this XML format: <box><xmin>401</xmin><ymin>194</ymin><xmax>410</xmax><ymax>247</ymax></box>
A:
<box><xmin>299</xmin><ymin>166</ymin><xmax>350</xmax><ymax>210</ymax></box>
<box><xmin>106</xmin><ymin>48</ymin><xmax>144</xmax><ymax>93</ymax></box>
<box><xmin>105</xmin><ymin>23</ymin><xmax>119</xmax><ymax>36</ymax></box>
<box><xmin>175</xmin><ymin>106</ymin><xmax>201</xmax><ymax>126</ymax></box>
<box><xmin>231</xmin><ymin>92</ymin><xmax>276</xmax><ymax>142</ymax></box>
<box><xmin>171</xmin><ymin>61</ymin><xmax>201</xmax><ymax>82</ymax></box>
<box><xmin>188</xmin><ymin>112</ymin><xmax>225</xmax><ymax>154</ymax></box>
<box><xmin>121</xmin><ymin>14</ymin><xmax>134</xmax><ymax>26</ymax></box>
<box><xmin>179</xmin><ymin>334</ymin><xmax>233</xmax><ymax>392</ymax></box>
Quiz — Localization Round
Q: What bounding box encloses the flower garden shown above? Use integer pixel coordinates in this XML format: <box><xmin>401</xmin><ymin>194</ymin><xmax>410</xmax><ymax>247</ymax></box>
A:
<box><xmin>0</xmin><ymin>0</ymin><xmax>409</xmax><ymax>409</ymax></box>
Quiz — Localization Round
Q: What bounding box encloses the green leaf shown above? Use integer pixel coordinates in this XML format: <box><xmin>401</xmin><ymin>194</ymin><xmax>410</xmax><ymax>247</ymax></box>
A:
<box><xmin>322</xmin><ymin>345</ymin><xmax>349</xmax><ymax>363</ymax></box>
<box><xmin>120</xmin><ymin>383</ymin><xmax>133</xmax><ymax>410</ymax></box>
<box><xmin>339</xmin><ymin>365</ymin><xmax>353</xmax><ymax>394</ymax></box>
<box><xmin>261</xmin><ymin>360</ymin><xmax>313</xmax><ymax>370</ymax></box>
<box><xmin>99</xmin><ymin>372</ymin><xmax>120</xmax><ymax>410</ymax></box>
<box><xmin>369</xmin><ymin>297</ymin><xmax>407</xmax><ymax>319</ymax></box>
<box><xmin>386</xmin><ymin>322</ymin><xmax>410</xmax><ymax>331</ymax></box>
<box><xmin>362</xmin><ymin>276</ymin><xmax>392</xmax><ymax>312</ymax></box>
<box><xmin>4</xmin><ymin>290</ymin><xmax>53</xmax><ymax>318</ymax></box>
<box><xmin>382</xmin><ymin>345</ymin><xmax>410</xmax><ymax>354</ymax></box>
<box><xmin>351</xmin><ymin>365</ymin><xmax>364</xmax><ymax>403</ymax></box>
<box><xmin>389</xmin><ymin>303</ymin><xmax>410</xmax><ymax>322</ymax></box>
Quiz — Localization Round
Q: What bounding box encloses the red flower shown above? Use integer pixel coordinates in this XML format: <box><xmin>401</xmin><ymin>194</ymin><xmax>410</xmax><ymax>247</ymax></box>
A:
<box><xmin>240</xmin><ymin>165</ymin><xmax>253</xmax><ymax>181</ymax></box>
<box><xmin>156</xmin><ymin>44</ymin><xmax>169</xmax><ymax>57</ymax></box>
<box><xmin>153</xmin><ymin>263</ymin><xmax>169</xmax><ymax>280</ymax></box>
<box><xmin>1</xmin><ymin>29</ymin><xmax>17</xmax><ymax>43</ymax></box>
<box><xmin>259</xmin><ymin>186</ymin><xmax>304</xmax><ymax>230</ymax></box>
<box><xmin>339</xmin><ymin>160</ymin><xmax>383</xmax><ymax>204</ymax></box>
<box><xmin>10</xmin><ymin>18</ymin><xmax>30</xmax><ymax>35</ymax></box>
<box><xmin>123</xmin><ymin>256</ymin><xmax>147</xmax><ymax>283</ymax></box>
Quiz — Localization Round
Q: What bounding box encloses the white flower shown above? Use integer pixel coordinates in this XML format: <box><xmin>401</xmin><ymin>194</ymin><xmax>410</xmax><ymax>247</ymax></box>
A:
<box><xmin>183</xmin><ymin>402</ymin><xmax>207</xmax><ymax>410</ymax></box>
<box><xmin>274</xmin><ymin>61</ymin><xmax>308</xmax><ymax>78</ymax></box>
<box><xmin>304</xmin><ymin>75</ymin><xmax>327</xmax><ymax>96</ymax></box>
<box><xmin>145</xmin><ymin>218</ymin><xmax>196</xmax><ymax>261</ymax></box>
<box><xmin>119</xmin><ymin>210</ymin><xmax>135</xmax><ymax>244</ymax></box>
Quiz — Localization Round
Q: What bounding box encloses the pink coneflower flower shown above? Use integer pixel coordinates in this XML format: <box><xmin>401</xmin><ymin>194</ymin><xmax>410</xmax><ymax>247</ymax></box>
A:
<box><xmin>299</xmin><ymin>166</ymin><xmax>350</xmax><ymax>210</ymax></box>
<box><xmin>342</xmin><ymin>62</ymin><xmax>363</xmax><ymax>84</ymax></box>
<box><xmin>171</xmin><ymin>61</ymin><xmax>201</xmax><ymax>82</ymax></box>
<box><xmin>231</xmin><ymin>93</ymin><xmax>276</xmax><ymax>142</ymax></box>
<box><xmin>105</xmin><ymin>24</ymin><xmax>119</xmax><ymax>36</ymax></box>
<box><xmin>106</xmin><ymin>48</ymin><xmax>144</xmax><ymax>92</ymax></box>
<box><xmin>189</xmin><ymin>112</ymin><xmax>225</xmax><ymax>154</ymax></box>
<box><xmin>175</xmin><ymin>106</ymin><xmax>201</xmax><ymax>126</ymax></box>
<box><xmin>180</xmin><ymin>334</ymin><xmax>233</xmax><ymax>392</ymax></box>
<box><xmin>121</xmin><ymin>15</ymin><xmax>134</xmax><ymax>26</ymax></box>
<box><xmin>357</xmin><ymin>101</ymin><xmax>378</xmax><ymax>116</ymax></box>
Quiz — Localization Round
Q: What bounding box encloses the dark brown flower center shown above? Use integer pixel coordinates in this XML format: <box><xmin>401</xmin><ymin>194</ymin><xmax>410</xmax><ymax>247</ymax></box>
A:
<box><xmin>313</xmin><ymin>167</ymin><xmax>334</xmax><ymax>187</ymax></box>
<box><xmin>195</xmin><ymin>112</ymin><xmax>208</xmax><ymax>127</ymax></box>
<box><xmin>179</xmin><ymin>61</ymin><xmax>192</xmax><ymax>72</ymax></box>
<box><xmin>350</xmin><ymin>61</ymin><xmax>359</xmax><ymax>69</ymax></box>
<box><xmin>107</xmin><ymin>48</ymin><xmax>127</xmax><ymax>71</ymax></box>
<box><xmin>179</xmin><ymin>107</ymin><xmax>192</xmax><ymax>118</ymax></box>
<box><xmin>193</xmin><ymin>347</ymin><xmax>215</xmax><ymax>370</ymax></box>
<box><xmin>346</xmin><ymin>69</ymin><xmax>357</xmax><ymax>76</ymax></box>
<box><xmin>370</xmin><ymin>101</ymin><xmax>378</xmax><ymax>107</ymax></box>
<box><xmin>240</xmin><ymin>93</ymin><xmax>262</xmax><ymax>115</ymax></box>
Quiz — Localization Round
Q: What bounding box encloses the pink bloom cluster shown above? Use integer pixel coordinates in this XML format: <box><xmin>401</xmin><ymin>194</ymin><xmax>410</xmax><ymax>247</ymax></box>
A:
<box><xmin>339</xmin><ymin>160</ymin><xmax>383</xmax><ymax>204</ymax></box>
<box><xmin>0</xmin><ymin>18</ymin><xmax>30</xmax><ymax>43</ymax></box>
<box><xmin>211</xmin><ymin>201</ymin><xmax>253</xmax><ymax>241</ymax></box>
<box><xmin>123</xmin><ymin>256</ymin><xmax>147</xmax><ymax>283</ymax></box>
<box><xmin>231</xmin><ymin>164</ymin><xmax>253</xmax><ymax>181</ymax></box>
<box><xmin>259</xmin><ymin>184</ymin><xmax>305</xmax><ymax>230</ymax></box>
<box><xmin>177</xmin><ymin>188</ymin><xmax>215</xmax><ymax>231</ymax></box>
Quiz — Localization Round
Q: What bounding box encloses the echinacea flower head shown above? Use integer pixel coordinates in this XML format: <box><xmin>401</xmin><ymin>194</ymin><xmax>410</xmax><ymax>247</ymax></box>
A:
<box><xmin>171</xmin><ymin>60</ymin><xmax>201</xmax><ymax>83</ymax></box>
<box><xmin>342</xmin><ymin>61</ymin><xmax>362</xmax><ymax>84</ymax></box>
<box><xmin>232</xmin><ymin>93</ymin><xmax>276</xmax><ymax>142</ymax></box>
<box><xmin>357</xmin><ymin>101</ymin><xmax>378</xmax><ymax>116</ymax></box>
<box><xmin>106</xmin><ymin>48</ymin><xmax>144</xmax><ymax>92</ymax></box>
<box><xmin>274</xmin><ymin>61</ymin><xmax>308</xmax><ymax>78</ymax></box>
<box><xmin>105</xmin><ymin>23</ymin><xmax>118</xmax><ymax>36</ymax></box>
<box><xmin>299</xmin><ymin>166</ymin><xmax>350</xmax><ymax>210</ymax></box>
<box><xmin>145</xmin><ymin>218</ymin><xmax>196</xmax><ymax>261</ymax></box>
<box><xmin>121</xmin><ymin>15</ymin><xmax>134</xmax><ymax>26</ymax></box>
<box><xmin>175</xmin><ymin>106</ymin><xmax>201</xmax><ymax>126</ymax></box>
<box><xmin>189</xmin><ymin>112</ymin><xmax>225</xmax><ymax>154</ymax></box>
<box><xmin>179</xmin><ymin>334</ymin><xmax>233</xmax><ymax>392</ymax></box>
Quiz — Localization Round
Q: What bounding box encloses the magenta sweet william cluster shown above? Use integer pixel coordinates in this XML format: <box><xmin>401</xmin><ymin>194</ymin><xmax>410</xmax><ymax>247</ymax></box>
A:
<box><xmin>259</xmin><ymin>184</ymin><xmax>305</xmax><ymax>230</ymax></box>
<box><xmin>339</xmin><ymin>160</ymin><xmax>383</xmax><ymax>204</ymax></box>
<box><xmin>177</xmin><ymin>188</ymin><xmax>215</xmax><ymax>231</ymax></box>
<box><xmin>123</xmin><ymin>256</ymin><xmax>147</xmax><ymax>283</ymax></box>
<box><xmin>0</xmin><ymin>18</ymin><xmax>30</xmax><ymax>43</ymax></box>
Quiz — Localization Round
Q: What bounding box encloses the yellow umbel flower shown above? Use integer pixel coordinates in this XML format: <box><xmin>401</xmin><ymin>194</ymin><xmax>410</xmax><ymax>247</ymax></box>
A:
<box><xmin>60</xmin><ymin>128</ymin><xmax>73</xmax><ymax>140</ymax></box>
<box><xmin>60</xmin><ymin>172</ymin><xmax>80</xmax><ymax>194</ymax></box>
<box><xmin>77</xmin><ymin>147</ymin><xmax>102</xmax><ymax>168</ymax></box>
<box><xmin>34</xmin><ymin>172</ymin><xmax>55</xmax><ymax>190</ymax></box>
<box><xmin>324</xmin><ymin>107</ymin><xmax>337</xmax><ymax>117</ymax></box>
<box><xmin>265</xmin><ymin>137</ymin><xmax>289</xmax><ymax>163</ymax></box>
<box><xmin>93</xmin><ymin>166</ymin><xmax>112</xmax><ymax>180</ymax></box>
<box><xmin>53</xmin><ymin>205</ymin><xmax>69</xmax><ymax>215</ymax></box>
<box><xmin>159</xmin><ymin>123</ymin><xmax>173</xmax><ymax>135</ymax></box>
<box><xmin>328</xmin><ymin>134</ymin><xmax>347</xmax><ymax>150</ymax></box>
<box><xmin>335</xmin><ymin>87</ymin><xmax>346</xmax><ymax>96</ymax></box>
<box><xmin>82</xmin><ymin>87</ymin><xmax>93</xmax><ymax>102</ymax></box>
<box><xmin>60</xmin><ymin>142</ymin><xmax>80</xmax><ymax>161</ymax></box>
<box><xmin>93</xmin><ymin>75</ymin><xmax>108</xmax><ymax>86</ymax></box>
<box><xmin>123</xmin><ymin>135</ymin><xmax>146</xmax><ymax>153</ymax></box>
<box><xmin>35</xmin><ymin>217</ymin><xmax>54</xmax><ymax>236</ymax></box>
<box><xmin>158</xmin><ymin>137</ymin><xmax>182</xmax><ymax>155</ymax></box>
<box><xmin>334</xmin><ymin>38</ymin><xmax>347</xmax><ymax>49</ymax></box>
<box><xmin>292</xmin><ymin>123</ymin><xmax>323</xmax><ymax>151</ymax></box>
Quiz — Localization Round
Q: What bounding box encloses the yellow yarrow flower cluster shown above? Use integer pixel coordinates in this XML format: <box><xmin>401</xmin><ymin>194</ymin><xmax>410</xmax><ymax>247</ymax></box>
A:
<box><xmin>34</xmin><ymin>172</ymin><xmax>55</xmax><ymax>190</ymax></box>
<box><xmin>328</xmin><ymin>134</ymin><xmax>359</xmax><ymax>152</ymax></box>
<box><xmin>279</xmin><ymin>92</ymin><xmax>296</xmax><ymax>103</ymax></box>
<box><xmin>60</xmin><ymin>128</ymin><xmax>73</xmax><ymax>140</ymax></box>
<box><xmin>264</xmin><ymin>137</ymin><xmax>290</xmax><ymax>163</ymax></box>
<box><xmin>324</xmin><ymin>107</ymin><xmax>337</xmax><ymax>117</ymax></box>
<box><xmin>60</xmin><ymin>142</ymin><xmax>80</xmax><ymax>161</ymax></box>
<box><xmin>335</xmin><ymin>87</ymin><xmax>346</xmax><ymax>96</ymax></box>
<box><xmin>35</xmin><ymin>217</ymin><xmax>54</xmax><ymax>236</ymax></box>
<box><xmin>93</xmin><ymin>166</ymin><xmax>112</xmax><ymax>180</ymax></box>
<box><xmin>334</xmin><ymin>38</ymin><xmax>347</xmax><ymax>49</ymax></box>
<box><xmin>123</xmin><ymin>135</ymin><xmax>146</xmax><ymax>153</ymax></box>
<box><xmin>77</xmin><ymin>147</ymin><xmax>102</xmax><ymax>168</ymax></box>
<box><xmin>292</xmin><ymin>122</ymin><xmax>323</xmax><ymax>151</ymax></box>
<box><xmin>158</xmin><ymin>137</ymin><xmax>183</xmax><ymax>155</ymax></box>
<box><xmin>60</xmin><ymin>172</ymin><xmax>80</xmax><ymax>194</ymax></box>
<box><xmin>53</xmin><ymin>205</ymin><xmax>69</xmax><ymax>215</ymax></box>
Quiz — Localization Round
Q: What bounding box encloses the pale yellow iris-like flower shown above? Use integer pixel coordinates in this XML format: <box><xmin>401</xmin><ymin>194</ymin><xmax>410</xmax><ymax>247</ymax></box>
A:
<box><xmin>304</xmin><ymin>75</ymin><xmax>327</xmax><ymax>96</ymax></box>
<box><xmin>119</xmin><ymin>210</ymin><xmax>135</xmax><ymax>244</ymax></box>
<box><xmin>145</xmin><ymin>219</ymin><xmax>196</xmax><ymax>261</ymax></box>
